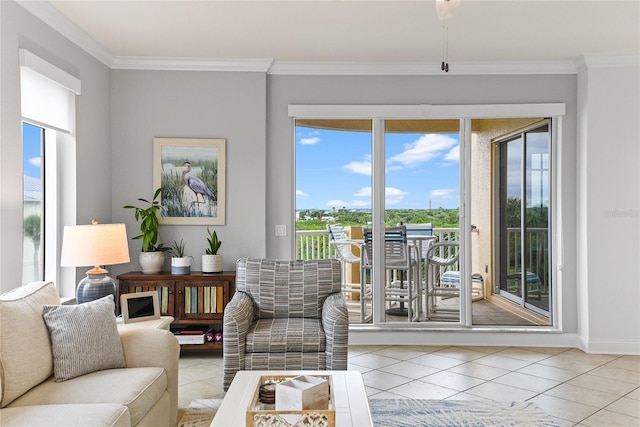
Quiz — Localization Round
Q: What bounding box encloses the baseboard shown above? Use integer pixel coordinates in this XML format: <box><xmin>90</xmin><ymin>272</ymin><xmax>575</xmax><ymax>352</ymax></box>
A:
<box><xmin>349</xmin><ymin>329</ymin><xmax>580</xmax><ymax>349</ymax></box>
<box><xmin>579</xmin><ymin>336</ymin><xmax>640</xmax><ymax>355</ymax></box>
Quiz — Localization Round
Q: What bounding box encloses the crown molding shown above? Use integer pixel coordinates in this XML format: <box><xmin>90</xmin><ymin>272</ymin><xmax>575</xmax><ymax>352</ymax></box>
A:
<box><xmin>575</xmin><ymin>54</ymin><xmax>640</xmax><ymax>73</ymax></box>
<box><xmin>268</xmin><ymin>60</ymin><xmax>578</xmax><ymax>75</ymax></box>
<box><xmin>18</xmin><ymin>1</ymin><xmax>637</xmax><ymax>76</ymax></box>
<box><xmin>111</xmin><ymin>56</ymin><xmax>274</xmax><ymax>73</ymax></box>
<box><xmin>16</xmin><ymin>0</ymin><xmax>114</xmax><ymax>67</ymax></box>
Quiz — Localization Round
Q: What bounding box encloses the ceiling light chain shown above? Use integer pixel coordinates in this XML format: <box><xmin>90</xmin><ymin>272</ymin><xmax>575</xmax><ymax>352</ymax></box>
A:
<box><xmin>436</xmin><ymin>0</ymin><xmax>460</xmax><ymax>73</ymax></box>
<box><xmin>442</xmin><ymin>23</ymin><xmax>449</xmax><ymax>72</ymax></box>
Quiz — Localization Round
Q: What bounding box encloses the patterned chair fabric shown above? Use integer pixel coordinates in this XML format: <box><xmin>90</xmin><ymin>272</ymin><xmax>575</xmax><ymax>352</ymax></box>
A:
<box><xmin>223</xmin><ymin>257</ymin><xmax>349</xmax><ymax>390</ymax></box>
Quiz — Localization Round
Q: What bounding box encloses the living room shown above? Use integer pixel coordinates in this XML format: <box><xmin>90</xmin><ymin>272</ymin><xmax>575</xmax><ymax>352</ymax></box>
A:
<box><xmin>0</xmin><ymin>0</ymin><xmax>638</xmax><ymax>425</ymax></box>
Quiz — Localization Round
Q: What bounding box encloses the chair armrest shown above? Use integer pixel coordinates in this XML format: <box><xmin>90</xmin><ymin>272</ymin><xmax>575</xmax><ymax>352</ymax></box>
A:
<box><xmin>321</xmin><ymin>292</ymin><xmax>349</xmax><ymax>370</ymax></box>
<box><xmin>119</xmin><ymin>328</ymin><xmax>180</xmax><ymax>425</ymax></box>
<box><xmin>222</xmin><ymin>291</ymin><xmax>255</xmax><ymax>390</ymax></box>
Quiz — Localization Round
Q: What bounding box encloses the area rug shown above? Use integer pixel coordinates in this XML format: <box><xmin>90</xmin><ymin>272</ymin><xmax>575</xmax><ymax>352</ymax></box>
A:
<box><xmin>369</xmin><ymin>398</ymin><xmax>559</xmax><ymax>427</ymax></box>
<box><xmin>177</xmin><ymin>398</ymin><xmax>558</xmax><ymax>427</ymax></box>
<box><xmin>177</xmin><ymin>399</ymin><xmax>221</xmax><ymax>427</ymax></box>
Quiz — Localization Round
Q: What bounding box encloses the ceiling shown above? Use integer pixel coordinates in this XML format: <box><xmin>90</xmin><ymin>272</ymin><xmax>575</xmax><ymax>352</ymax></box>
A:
<box><xmin>35</xmin><ymin>1</ymin><xmax>640</xmax><ymax>69</ymax></box>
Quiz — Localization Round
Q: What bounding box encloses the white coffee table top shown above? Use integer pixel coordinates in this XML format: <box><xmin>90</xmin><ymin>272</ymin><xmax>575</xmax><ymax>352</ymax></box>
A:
<box><xmin>212</xmin><ymin>370</ymin><xmax>373</xmax><ymax>427</ymax></box>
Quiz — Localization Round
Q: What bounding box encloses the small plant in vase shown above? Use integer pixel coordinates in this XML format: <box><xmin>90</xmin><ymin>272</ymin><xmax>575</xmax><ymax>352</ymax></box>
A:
<box><xmin>170</xmin><ymin>239</ymin><xmax>191</xmax><ymax>275</ymax></box>
<box><xmin>124</xmin><ymin>188</ymin><xmax>169</xmax><ymax>274</ymax></box>
<box><xmin>202</xmin><ymin>227</ymin><xmax>223</xmax><ymax>273</ymax></box>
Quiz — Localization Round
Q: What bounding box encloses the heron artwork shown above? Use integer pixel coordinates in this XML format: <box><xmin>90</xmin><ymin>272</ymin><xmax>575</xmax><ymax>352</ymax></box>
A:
<box><xmin>178</xmin><ymin>161</ymin><xmax>215</xmax><ymax>205</ymax></box>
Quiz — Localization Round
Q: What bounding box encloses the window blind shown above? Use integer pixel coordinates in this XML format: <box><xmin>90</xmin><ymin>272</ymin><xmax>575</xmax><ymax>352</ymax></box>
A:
<box><xmin>19</xmin><ymin>49</ymin><xmax>81</xmax><ymax>133</ymax></box>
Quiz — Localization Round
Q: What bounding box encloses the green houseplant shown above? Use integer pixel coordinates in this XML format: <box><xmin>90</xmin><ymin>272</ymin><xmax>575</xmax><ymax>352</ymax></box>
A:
<box><xmin>170</xmin><ymin>239</ymin><xmax>191</xmax><ymax>275</ymax></box>
<box><xmin>202</xmin><ymin>227</ymin><xmax>223</xmax><ymax>273</ymax></box>
<box><xmin>124</xmin><ymin>187</ymin><xmax>167</xmax><ymax>274</ymax></box>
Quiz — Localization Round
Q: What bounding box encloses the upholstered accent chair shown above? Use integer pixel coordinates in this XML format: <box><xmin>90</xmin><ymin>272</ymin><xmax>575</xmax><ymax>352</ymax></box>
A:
<box><xmin>223</xmin><ymin>257</ymin><xmax>349</xmax><ymax>390</ymax></box>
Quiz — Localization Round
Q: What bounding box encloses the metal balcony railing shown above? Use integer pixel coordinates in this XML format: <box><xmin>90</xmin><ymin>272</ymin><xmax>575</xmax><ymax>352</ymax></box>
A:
<box><xmin>296</xmin><ymin>227</ymin><xmax>460</xmax><ymax>263</ymax></box>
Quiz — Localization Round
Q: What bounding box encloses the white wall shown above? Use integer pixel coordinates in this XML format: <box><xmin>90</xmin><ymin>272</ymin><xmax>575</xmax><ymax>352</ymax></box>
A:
<box><xmin>109</xmin><ymin>70</ymin><xmax>267</xmax><ymax>278</ymax></box>
<box><xmin>577</xmin><ymin>62</ymin><xmax>640</xmax><ymax>354</ymax></box>
<box><xmin>0</xmin><ymin>1</ymin><xmax>111</xmax><ymax>295</ymax></box>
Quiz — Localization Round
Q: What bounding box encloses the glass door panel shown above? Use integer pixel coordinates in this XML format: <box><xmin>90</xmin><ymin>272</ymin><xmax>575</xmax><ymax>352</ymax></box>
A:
<box><xmin>523</xmin><ymin>124</ymin><xmax>550</xmax><ymax>313</ymax></box>
<box><xmin>384</xmin><ymin>120</ymin><xmax>460</xmax><ymax>323</ymax></box>
<box><xmin>294</xmin><ymin>119</ymin><xmax>372</xmax><ymax>325</ymax></box>
<box><xmin>494</xmin><ymin>120</ymin><xmax>551</xmax><ymax>323</ymax></box>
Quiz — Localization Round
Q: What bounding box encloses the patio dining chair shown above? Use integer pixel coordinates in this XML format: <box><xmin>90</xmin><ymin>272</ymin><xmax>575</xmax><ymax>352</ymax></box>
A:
<box><xmin>360</xmin><ymin>226</ymin><xmax>420</xmax><ymax>322</ymax></box>
<box><xmin>327</xmin><ymin>223</ymin><xmax>363</xmax><ymax>319</ymax></box>
<box><xmin>424</xmin><ymin>241</ymin><xmax>460</xmax><ymax>320</ymax></box>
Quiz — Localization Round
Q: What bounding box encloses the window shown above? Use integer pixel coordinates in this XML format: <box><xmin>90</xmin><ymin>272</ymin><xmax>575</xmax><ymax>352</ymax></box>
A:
<box><xmin>20</xmin><ymin>50</ymin><xmax>80</xmax><ymax>295</ymax></box>
<box><xmin>22</xmin><ymin>122</ymin><xmax>45</xmax><ymax>283</ymax></box>
<box><xmin>291</xmin><ymin>104</ymin><xmax>564</xmax><ymax>330</ymax></box>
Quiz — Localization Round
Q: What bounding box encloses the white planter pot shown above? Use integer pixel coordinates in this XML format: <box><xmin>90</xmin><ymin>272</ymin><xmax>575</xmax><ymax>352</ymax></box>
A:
<box><xmin>171</xmin><ymin>256</ymin><xmax>191</xmax><ymax>275</ymax></box>
<box><xmin>203</xmin><ymin>254</ymin><xmax>223</xmax><ymax>273</ymax></box>
<box><xmin>139</xmin><ymin>251</ymin><xmax>165</xmax><ymax>274</ymax></box>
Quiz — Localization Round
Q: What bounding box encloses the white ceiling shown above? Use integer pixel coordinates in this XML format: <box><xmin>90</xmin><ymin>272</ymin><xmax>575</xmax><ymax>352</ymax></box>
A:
<box><xmin>32</xmin><ymin>1</ymin><xmax>640</xmax><ymax>70</ymax></box>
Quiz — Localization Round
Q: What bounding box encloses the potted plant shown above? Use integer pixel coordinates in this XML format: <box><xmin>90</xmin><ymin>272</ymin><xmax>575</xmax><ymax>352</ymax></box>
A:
<box><xmin>170</xmin><ymin>239</ymin><xmax>191</xmax><ymax>275</ymax></box>
<box><xmin>123</xmin><ymin>187</ymin><xmax>168</xmax><ymax>274</ymax></box>
<box><xmin>202</xmin><ymin>227</ymin><xmax>223</xmax><ymax>273</ymax></box>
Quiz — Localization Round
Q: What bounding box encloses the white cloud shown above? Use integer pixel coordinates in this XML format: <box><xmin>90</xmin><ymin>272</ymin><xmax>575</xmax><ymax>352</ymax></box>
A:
<box><xmin>29</xmin><ymin>157</ymin><xmax>41</xmax><ymax>167</ymax></box>
<box><xmin>388</xmin><ymin>134</ymin><xmax>458</xmax><ymax>169</ymax></box>
<box><xmin>385</xmin><ymin>186</ymin><xmax>408</xmax><ymax>205</ymax></box>
<box><xmin>347</xmin><ymin>186</ymin><xmax>407</xmax><ymax>206</ymax></box>
<box><xmin>326</xmin><ymin>199</ymin><xmax>370</xmax><ymax>208</ymax></box>
<box><xmin>430</xmin><ymin>188</ymin><xmax>457</xmax><ymax>201</ymax></box>
<box><xmin>442</xmin><ymin>145</ymin><xmax>460</xmax><ymax>164</ymax></box>
<box><xmin>342</xmin><ymin>155</ymin><xmax>372</xmax><ymax>176</ymax></box>
<box><xmin>296</xmin><ymin>189</ymin><xmax>308</xmax><ymax>197</ymax></box>
<box><xmin>299</xmin><ymin>137</ymin><xmax>320</xmax><ymax>145</ymax></box>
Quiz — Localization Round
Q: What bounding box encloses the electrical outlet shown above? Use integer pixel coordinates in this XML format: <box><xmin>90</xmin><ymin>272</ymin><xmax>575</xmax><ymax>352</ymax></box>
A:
<box><xmin>275</xmin><ymin>225</ymin><xmax>287</xmax><ymax>237</ymax></box>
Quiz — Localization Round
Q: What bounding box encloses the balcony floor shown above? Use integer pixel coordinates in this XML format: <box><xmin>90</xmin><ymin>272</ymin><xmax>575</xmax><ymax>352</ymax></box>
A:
<box><xmin>349</xmin><ymin>297</ymin><xmax>539</xmax><ymax>326</ymax></box>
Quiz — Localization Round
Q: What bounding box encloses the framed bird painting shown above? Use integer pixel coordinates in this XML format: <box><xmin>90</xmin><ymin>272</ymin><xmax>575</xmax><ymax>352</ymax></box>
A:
<box><xmin>153</xmin><ymin>137</ymin><xmax>226</xmax><ymax>225</ymax></box>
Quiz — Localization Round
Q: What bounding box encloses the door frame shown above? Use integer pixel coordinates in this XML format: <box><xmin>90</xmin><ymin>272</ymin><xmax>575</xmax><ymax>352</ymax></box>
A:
<box><xmin>289</xmin><ymin>103</ymin><xmax>565</xmax><ymax>329</ymax></box>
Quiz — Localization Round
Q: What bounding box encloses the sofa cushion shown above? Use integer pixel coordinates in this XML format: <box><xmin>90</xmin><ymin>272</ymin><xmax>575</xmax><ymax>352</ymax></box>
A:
<box><xmin>7</xmin><ymin>367</ymin><xmax>166</xmax><ymax>426</ymax></box>
<box><xmin>0</xmin><ymin>403</ymin><xmax>130</xmax><ymax>427</ymax></box>
<box><xmin>0</xmin><ymin>281</ymin><xmax>59</xmax><ymax>407</ymax></box>
<box><xmin>43</xmin><ymin>295</ymin><xmax>125</xmax><ymax>381</ymax></box>
<box><xmin>246</xmin><ymin>318</ymin><xmax>326</xmax><ymax>353</ymax></box>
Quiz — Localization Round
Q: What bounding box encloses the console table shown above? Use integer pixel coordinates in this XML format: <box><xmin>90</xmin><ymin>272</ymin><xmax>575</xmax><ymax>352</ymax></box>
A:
<box><xmin>117</xmin><ymin>271</ymin><xmax>236</xmax><ymax>350</ymax></box>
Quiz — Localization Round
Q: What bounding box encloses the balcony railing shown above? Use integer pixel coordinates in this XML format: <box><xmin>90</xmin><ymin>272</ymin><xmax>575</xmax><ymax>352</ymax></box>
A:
<box><xmin>296</xmin><ymin>227</ymin><xmax>460</xmax><ymax>262</ymax></box>
<box><xmin>296</xmin><ymin>226</ymin><xmax>549</xmax><ymax>289</ymax></box>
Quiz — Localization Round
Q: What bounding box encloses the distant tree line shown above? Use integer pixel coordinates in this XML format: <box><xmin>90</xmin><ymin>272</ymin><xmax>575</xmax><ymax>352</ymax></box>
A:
<box><xmin>296</xmin><ymin>207</ymin><xmax>460</xmax><ymax>231</ymax></box>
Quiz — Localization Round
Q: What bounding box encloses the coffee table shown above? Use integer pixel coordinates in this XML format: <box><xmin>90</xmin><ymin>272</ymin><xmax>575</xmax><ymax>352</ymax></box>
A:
<box><xmin>211</xmin><ymin>370</ymin><xmax>373</xmax><ymax>426</ymax></box>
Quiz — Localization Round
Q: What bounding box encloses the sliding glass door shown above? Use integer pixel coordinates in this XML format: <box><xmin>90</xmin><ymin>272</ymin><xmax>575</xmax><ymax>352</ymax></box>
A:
<box><xmin>495</xmin><ymin>121</ymin><xmax>552</xmax><ymax>319</ymax></box>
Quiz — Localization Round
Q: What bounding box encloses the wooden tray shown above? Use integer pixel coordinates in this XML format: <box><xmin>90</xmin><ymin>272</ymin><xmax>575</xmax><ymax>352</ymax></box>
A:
<box><xmin>245</xmin><ymin>374</ymin><xmax>336</xmax><ymax>427</ymax></box>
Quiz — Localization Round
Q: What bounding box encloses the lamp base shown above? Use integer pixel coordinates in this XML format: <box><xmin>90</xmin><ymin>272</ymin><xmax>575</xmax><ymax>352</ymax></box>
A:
<box><xmin>76</xmin><ymin>272</ymin><xmax>117</xmax><ymax>307</ymax></box>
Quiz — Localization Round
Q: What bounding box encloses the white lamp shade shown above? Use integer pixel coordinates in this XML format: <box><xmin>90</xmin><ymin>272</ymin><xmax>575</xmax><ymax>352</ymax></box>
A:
<box><xmin>61</xmin><ymin>223</ymin><xmax>130</xmax><ymax>267</ymax></box>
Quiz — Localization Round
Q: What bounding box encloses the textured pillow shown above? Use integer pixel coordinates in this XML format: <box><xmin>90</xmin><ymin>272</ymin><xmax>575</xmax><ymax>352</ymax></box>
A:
<box><xmin>43</xmin><ymin>295</ymin><xmax>125</xmax><ymax>382</ymax></box>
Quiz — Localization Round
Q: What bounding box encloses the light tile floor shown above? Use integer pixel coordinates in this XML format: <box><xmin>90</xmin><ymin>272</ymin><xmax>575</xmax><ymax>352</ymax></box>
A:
<box><xmin>179</xmin><ymin>346</ymin><xmax>640</xmax><ymax>426</ymax></box>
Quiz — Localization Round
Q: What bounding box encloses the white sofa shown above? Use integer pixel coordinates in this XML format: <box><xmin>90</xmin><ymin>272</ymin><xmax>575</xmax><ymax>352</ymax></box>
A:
<box><xmin>0</xmin><ymin>281</ymin><xmax>180</xmax><ymax>427</ymax></box>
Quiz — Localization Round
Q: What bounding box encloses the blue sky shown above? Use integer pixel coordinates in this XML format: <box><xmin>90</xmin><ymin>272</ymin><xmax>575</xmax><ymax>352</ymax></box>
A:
<box><xmin>295</xmin><ymin>126</ymin><xmax>460</xmax><ymax>210</ymax></box>
<box><xmin>23</xmin><ymin>122</ymin><xmax>42</xmax><ymax>178</ymax></box>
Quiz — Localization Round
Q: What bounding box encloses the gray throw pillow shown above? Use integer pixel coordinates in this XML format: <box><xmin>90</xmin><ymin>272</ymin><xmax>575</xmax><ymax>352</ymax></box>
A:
<box><xmin>43</xmin><ymin>295</ymin><xmax>125</xmax><ymax>382</ymax></box>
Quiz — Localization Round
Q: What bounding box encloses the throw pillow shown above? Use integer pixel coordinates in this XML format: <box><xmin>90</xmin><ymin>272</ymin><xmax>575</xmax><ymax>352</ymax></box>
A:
<box><xmin>43</xmin><ymin>295</ymin><xmax>125</xmax><ymax>382</ymax></box>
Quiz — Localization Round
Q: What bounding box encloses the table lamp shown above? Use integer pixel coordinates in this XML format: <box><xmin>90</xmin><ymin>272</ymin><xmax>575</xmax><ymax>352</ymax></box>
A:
<box><xmin>61</xmin><ymin>220</ymin><xmax>130</xmax><ymax>304</ymax></box>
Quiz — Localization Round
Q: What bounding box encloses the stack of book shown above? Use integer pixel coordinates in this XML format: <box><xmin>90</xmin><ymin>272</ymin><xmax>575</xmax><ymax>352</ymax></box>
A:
<box><xmin>172</xmin><ymin>327</ymin><xmax>206</xmax><ymax>345</ymax></box>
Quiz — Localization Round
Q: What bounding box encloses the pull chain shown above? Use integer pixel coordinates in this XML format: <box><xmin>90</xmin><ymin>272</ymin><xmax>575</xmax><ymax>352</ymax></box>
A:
<box><xmin>441</xmin><ymin>24</ymin><xmax>449</xmax><ymax>72</ymax></box>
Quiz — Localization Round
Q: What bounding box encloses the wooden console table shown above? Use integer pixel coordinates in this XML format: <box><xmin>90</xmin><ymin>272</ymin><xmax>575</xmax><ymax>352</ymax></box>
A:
<box><xmin>117</xmin><ymin>271</ymin><xmax>236</xmax><ymax>350</ymax></box>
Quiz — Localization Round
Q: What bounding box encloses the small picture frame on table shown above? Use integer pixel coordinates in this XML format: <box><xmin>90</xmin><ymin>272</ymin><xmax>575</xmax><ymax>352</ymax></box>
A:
<box><xmin>121</xmin><ymin>291</ymin><xmax>161</xmax><ymax>324</ymax></box>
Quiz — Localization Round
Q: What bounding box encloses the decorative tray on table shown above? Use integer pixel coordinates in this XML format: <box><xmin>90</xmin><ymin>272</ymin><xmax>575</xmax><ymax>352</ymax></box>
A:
<box><xmin>245</xmin><ymin>374</ymin><xmax>336</xmax><ymax>427</ymax></box>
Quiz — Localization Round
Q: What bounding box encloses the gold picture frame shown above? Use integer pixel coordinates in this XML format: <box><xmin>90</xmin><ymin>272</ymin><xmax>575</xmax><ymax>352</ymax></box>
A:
<box><xmin>153</xmin><ymin>137</ymin><xmax>226</xmax><ymax>225</ymax></box>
